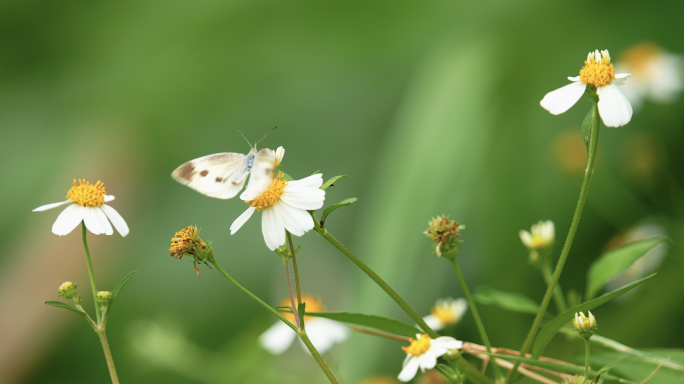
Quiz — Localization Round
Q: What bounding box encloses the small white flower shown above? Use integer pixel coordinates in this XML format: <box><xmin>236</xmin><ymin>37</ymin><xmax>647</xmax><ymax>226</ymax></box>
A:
<box><xmin>259</xmin><ymin>295</ymin><xmax>348</xmax><ymax>354</ymax></box>
<box><xmin>519</xmin><ymin>220</ymin><xmax>555</xmax><ymax>251</ymax></box>
<box><xmin>398</xmin><ymin>334</ymin><xmax>463</xmax><ymax>382</ymax></box>
<box><xmin>230</xmin><ymin>168</ymin><xmax>325</xmax><ymax>251</ymax></box>
<box><xmin>422</xmin><ymin>298</ymin><xmax>467</xmax><ymax>331</ymax></box>
<box><xmin>615</xmin><ymin>43</ymin><xmax>683</xmax><ymax>110</ymax></box>
<box><xmin>33</xmin><ymin>179</ymin><xmax>129</xmax><ymax>237</ymax></box>
<box><xmin>541</xmin><ymin>49</ymin><xmax>633</xmax><ymax>127</ymax></box>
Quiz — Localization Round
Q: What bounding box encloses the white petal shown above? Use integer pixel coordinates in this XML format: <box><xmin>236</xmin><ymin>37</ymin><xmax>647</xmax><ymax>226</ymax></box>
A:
<box><xmin>100</xmin><ymin>204</ymin><xmax>129</xmax><ymax>237</ymax></box>
<box><xmin>104</xmin><ymin>195</ymin><xmax>115</xmax><ymax>203</ymax></box>
<box><xmin>302</xmin><ymin>319</ymin><xmax>339</xmax><ymax>354</ymax></box>
<box><xmin>519</xmin><ymin>230</ymin><xmax>532</xmax><ymax>248</ymax></box>
<box><xmin>95</xmin><ymin>207</ymin><xmax>114</xmax><ymax>235</ymax></box>
<box><xmin>271</xmin><ymin>203</ymin><xmax>305</xmax><ymax>236</ymax></box>
<box><xmin>597</xmin><ymin>84</ymin><xmax>633</xmax><ymax>127</ymax></box>
<box><xmin>418</xmin><ymin>351</ymin><xmax>437</xmax><ymax>371</ymax></box>
<box><xmin>431</xmin><ymin>336</ymin><xmax>463</xmax><ymax>350</ymax></box>
<box><xmin>612</xmin><ymin>73</ymin><xmax>631</xmax><ymax>85</ymax></box>
<box><xmin>452</xmin><ymin>298</ymin><xmax>468</xmax><ymax>321</ymax></box>
<box><xmin>422</xmin><ymin>315</ymin><xmax>444</xmax><ymax>331</ymax></box>
<box><xmin>567</xmin><ymin>75</ymin><xmax>581</xmax><ymax>82</ymax></box>
<box><xmin>280</xmin><ymin>186</ymin><xmax>325</xmax><ymax>210</ymax></box>
<box><xmin>259</xmin><ymin>322</ymin><xmax>297</xmax><ymax>355</ymax></box>
<box><xmin>275</xmin><ymin>202</ymin><xmax>314</xmax><ymax>236</ymax></box>
<box><xmin>51</xmin><ymin>204</ymin><xmax>85</xmax><ymax>236</ymax></box>
<box><xmin>33</xmin><ymin>200</ymin><xmax>71</xmax><ymax>212</ymax></box>
<box><xmin>275</xmin><ymin>146</ymin><xmax>285</xmax><ymax>165</ymax></box>
<box><xmin>286</xmin><ymin>174</ymin><xmax>323</xmax><ymax>189</ymax></box>
<box><xmin>83</xmin><ymin>207</ymin><xmax>105</xmax><ymax>235</ymax></box>
<box><xmin>540</xmin><ymin>81</ymin><xmax>587</xmax><ymax>115</ymax></box>
<box><xmin>230</xmin><ymin>207</ymin><xmax>256</xmax><ymax>234</ymax></box>
<box><xmin>261</xmin><ymin>208</ymin><xmax>285</xmax><ymax>250</ymax></box>
<box><xmin>398</xmin><ymin>357</ymin><xmax>420</xmax><ymax>382</ymax></box>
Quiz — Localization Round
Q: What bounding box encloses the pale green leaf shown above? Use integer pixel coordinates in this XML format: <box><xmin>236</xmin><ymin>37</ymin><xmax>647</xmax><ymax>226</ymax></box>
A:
<box><xmin>321</xmin><ymin>175</ymin><xmax>348</xmax><ymax>191</ymax></box>
<box><xmin>111</xmin><ymin>271</ymin><xmax>136</xmax><ymax>305</ymax></box>
<box><xmin>474</xmin><ymin>286</ymin><xmax>540</xmax><ymax>314</ymax></box>
<box><xmin>320</xmin><ymin>198</ymin><xmax>358</xmax><ymax>225</ymax></box>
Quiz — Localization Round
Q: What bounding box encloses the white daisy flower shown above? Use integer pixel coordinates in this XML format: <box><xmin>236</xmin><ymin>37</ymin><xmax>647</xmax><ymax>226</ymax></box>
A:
<box><xmin>519</xmin><ymin>220</ymin><xmax>555</xmax><ymax>251</ymax></box>
<box><xmin>422</xmin><ymin>298</ymin><xmax>468</xmax><ymax>331</ymax></box>
<box><xmin>259</xmin><ymin>294</ymin><xmax>348</xmax><ymax>354</ymax></box>
<box><xmin>615</xmin><ymin>42</ymin><xmax>683</xmax><ymax>110</ymax></box>
<box><xmin>33</xmin><ymin>179</ymin><xmax>129</xmax><ymax>237</ymax></box>
<box><xmin>541</xmin><ymin>49</ymin><xmax>633</xmax><ymax>127</ymax></box>
<box><xmin>397</xmin><ymin>334</ymin><xmax>463</xmax><ymax>382</ymax></box>
<box><xmin>230</xmin><ymin>169</ymin><xmax>325</xmax><ymax>251</ymax></box>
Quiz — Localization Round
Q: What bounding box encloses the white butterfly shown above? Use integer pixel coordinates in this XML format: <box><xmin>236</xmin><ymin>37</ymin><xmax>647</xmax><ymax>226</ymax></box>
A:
<box><xmin>171</xmin><ymin>130</ymin><xmax>281</xmax><ymax>199</ymax></box>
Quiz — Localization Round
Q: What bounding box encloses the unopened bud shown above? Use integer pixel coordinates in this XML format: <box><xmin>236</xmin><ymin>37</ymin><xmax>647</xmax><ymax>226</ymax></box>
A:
<box><xmin>573</xmin><ymin>311</ymin><xmax>597</xmax><ymax>338</ymax></box>
<box><xmin>96</xmin><ymin>291</ymin><xmax>112</xmax><ymax>311</ymax></box>
<box><xmin>424</xmin><ymin>216</ymin><xmax>464</xmax><ymax>260</ymax></box>
<box><xmin>169</xmin><ymin>226</ymin><xmax>214</xmax><ymax>278</ymax></box>
<box><xmin>563</xmin><ymin>376</ymin><xmax>590</xmax><ymax>384</ymax></box>
<box><xmin>58</xmin><ymin>281</ymin><xmax>78</xmax><ymax>299</ymax></box>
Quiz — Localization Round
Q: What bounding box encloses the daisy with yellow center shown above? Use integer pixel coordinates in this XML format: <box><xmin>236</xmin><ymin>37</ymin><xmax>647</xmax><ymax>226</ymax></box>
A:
<box><xmin>519</xmin><ymin>220</ymin><xmax>555</xmax><ymax>251</ymax></box>
<box><xmin>259</xmin><ymin>294</ymin><xmax>348</xmax><ymax>354</ymax></box>
<box><xmin>398</xmin><ymin>333</ymin><xmax>463</xmax><ymax>382</ymax></box>
<box><xmin>422</xmin><ymin>298</ymin><xmax>467</xmax><ymax>331</ymax></box>
<box><xmin>33</xmin><ymin>179</ymin><xmax>129</xmax><ymax>236</ymax></box>
<box><xmin>541</xmin><ymin>49</ymin><xmax>633</xmax><ymax>127</ymax></box>
<box><xmin>230</xmin><ymin>162</ymin><xmax>325</xmax><ymax>250</ymax></box>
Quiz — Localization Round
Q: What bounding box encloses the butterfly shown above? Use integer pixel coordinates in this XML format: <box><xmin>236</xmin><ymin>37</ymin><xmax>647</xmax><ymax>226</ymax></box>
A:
<box><xmin>171</xmin><ymin>129</ymin><xmax>278</xmax><ymax>199</ymax></box>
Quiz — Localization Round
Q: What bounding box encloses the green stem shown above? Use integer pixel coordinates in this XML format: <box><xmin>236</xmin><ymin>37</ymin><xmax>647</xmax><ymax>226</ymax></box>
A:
<box><xmin>299</xmin><ymin>330</ymin><xmax>340</xmax><ymax>384</ymax></box>
<box><xmin>452</xmin><ymin>260</ymin><xmax>505</xmax><ymax>383</ymax></box>
<box><xmin>541</xmin><ymin>261</ymin><xmax>568</xmax><ymax>314</ymax></box>
<box><xmin>208</xmin><ymin>256</ymin><xmax>298</xmax><ymax>332</ymax></box>
<box><xmin>97</xmin><ymin>329</ymin><xmax>120</xmax><ymax>384</ymax></box>
<box><xmin>507</xmin><ymin>97</ymin><xmax>601</xmax><ymax>382</ymax></box>
<box><xmin>584</xmin><ymin>337</ymin><xmax>591</xmax><ymax>379</ymax></box>
<box><xmin>283</xmin><ymin>260</ymin><xmax>302</xmax><ymax>329</ymax></box>
<box><xmin>81</xmin><ymin>222</ymin><xmax>101</xmax><ymax>324</ymax></box>
<box><xmin>287</xmin><ymin>232</ymin><xmax>302</xmax><ymax>305</ymax></box>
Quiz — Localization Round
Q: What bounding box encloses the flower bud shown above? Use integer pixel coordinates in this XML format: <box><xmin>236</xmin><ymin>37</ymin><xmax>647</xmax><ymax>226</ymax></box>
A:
<box><xmin>169</xmin><ymin>226</ymin><xmax>214</xmax><ymax>278</ymax></box>
<box><xmin>73</xmin><ymin>296</ymin><xmax>83</xmax><ymax>307</ymax></box>
<box><xmin>573</xmin><ymin>311</ymin><xmax>598</xmax><ymax>338</ymax></box>
<box><xmin>424</xmin><ymin>216</ymin><xmax>464</xmax><ymax>260</ymax></box>
<box><xmin>58</xmin><ymin>281</ymin><xmax>78</xmax><ymax>299</ymax></box>
<box><xmin>563</xmin><ymin>376</ymin><xmax>590</xmax><ymax>384</ymax></box>
<box><xmin>519</xmin><ymin>220</ymin><xmax>555</xmax><ymax>267</ymax></box>
<box><xmin>96</xmin><ymin>291</ymin><xmax>112</xmax><ymax>311</ymax></box>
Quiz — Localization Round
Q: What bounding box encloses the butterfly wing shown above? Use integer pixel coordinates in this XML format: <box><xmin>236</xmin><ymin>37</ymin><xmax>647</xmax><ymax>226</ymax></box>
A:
<box><xmin>171</xmin><ymin>152</ymin><xmax>250</xmax><ymax>199</ymax></box>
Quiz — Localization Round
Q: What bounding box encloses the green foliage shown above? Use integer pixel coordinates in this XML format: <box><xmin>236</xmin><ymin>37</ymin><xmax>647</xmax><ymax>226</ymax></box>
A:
<box><xmin>110</xmin><ymin>271</ymin><xmax>137</xmax><ymax>307</ymax></box>
<box><xmin>305</xmin><ymin>311</ymin><xmax>421</xmax><ymax>338</ymax></box>
<box><xmin>320</xmin><ymin>198</ymin><xmax>358</xmax><ymax>225</ymax></box>
<box><xmin>320</xmin><ymin>175</ymin><xmax>348</xmax><ymax>191</ymax></box>
<box><xmin>474</xmin><ymin>286</ymin><xmax>540</xmax><ymax>314</ymax></box>
<box><xmin>44</xmin><ymin>301</ymin><xmax>93</xmax><ymax>326</ymax></box>
<box><xmin>586</xmin><ymin>237</ymin><xmax>669</xmax><ymax>300</ymax></box>
<box><xmin>490</xmin><ymin>354</ymin><xmax>638</xmax><ymax>383</ymax></box>
<box><xmin>592</xmin><ymin>348</ymin><xmax>684</xmax><ymax>384</ymax></box>
<box><xmin>532</xmin><ymin>274</ymin><xmax>656</xmax><ymax>358</ymax></box>
<box><xmin>581</xmin><ymin>102</ymin><xmax>596</xmax><ymax>150</ymax></box>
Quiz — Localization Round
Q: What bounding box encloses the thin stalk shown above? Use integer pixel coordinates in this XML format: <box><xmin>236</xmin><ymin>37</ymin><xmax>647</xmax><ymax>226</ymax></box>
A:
<box><xmin>81</xmin><ymin>222</ymin><xmax>101</xmax><ymax>324</ymax></box>
<box><xmin>283</xmin><ymin>260</ymin><xmax>302</xmax><ymax>329</ymax></box>
<box><xmin>452</xmin><ymin>260</ymin><xmax>505</xmax><ymax>383</ymax></box>
<box><xmin>507</xmin><ymin>97</ymin><xmax>601</xmax><ymax>382</ymax></box>
<box><xmin>97</xmin><ymin>330</ymin><xmax>120</xmax><ymax>384</ymax></box>
<box><xmin>584</xmin><ymin>338</ymin><xmax>591</xmax><ymax>379</ymax></box>
<box><xmin>287</xmin><ymin>232</ymin><xmax>302</xmax><ymax>305</ymax></box>
<box><xmin>299</xmin><ymin>330</ymin><xmax>340</xmax><ymax>384</ymax></box>
<box><xmin>541</xmin><ymin>261</ymin><xmax>568</xmax><ymax>313</ymax></box>
<box><xmin>435</xmin><ymin>364</ymin><xmax>458</xmax><ymax>383</ymax></box>
<box><xmin>208</xmin><ymin>256</ymin><xmax>298</xmax><ymax>332</ymax></box>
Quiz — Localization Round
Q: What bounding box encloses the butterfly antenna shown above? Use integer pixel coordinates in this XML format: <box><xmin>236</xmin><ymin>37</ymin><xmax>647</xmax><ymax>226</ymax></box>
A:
<box><xmin>236</xmin><ymin>130</ymin><xmax>252</xmax><ymax>148</ymax></box>
<box><xmin>255</xmin><ymin>126</ymin><xmax>277</xmax><ymax>147</ymax></box>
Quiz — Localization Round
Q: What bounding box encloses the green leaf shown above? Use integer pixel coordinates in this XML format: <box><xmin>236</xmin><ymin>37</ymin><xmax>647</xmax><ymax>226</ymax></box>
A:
<box><xmin>531</xmin><ymin>273</ymin><xmax>656</xmax><ymax>358</ymax></box>
<box><xmin>474</xmin><ymin>286</ymin><xmax>540</xmax><ymax>314</ymax></box>
<box><xmin>111</xmin><ymin>271</ymin><xmax>137</xmax><ymax>305</ymax></box>
<box><xmin>45</xmin><ymin>301</ymin><xmax>92</xmax><ymax>323</ymax></box>
<box><xmin>586</xmin><ymin>237</ymin><xmax>669</xmax><ymax>300</ymax></box>
<box><xmin>305</xmin><ymin>311</ymin><xmax>421</xmax><ymax>338</ymax></box>
<box><xmin>581</xmin><ymin>104</ymin><xmax>595</xmax><ymax>150</ymax></box>
<box><xmin>320</xmin><ymin>198</ymin><xmax>358</xmax><ymax>225</ymax></box>
<box><xmin>321</xmin><ymin>175</ymin><xmax>348</xmax><ymax>191</ymax></box>
<box><xmin>281</xmin><ymin>172</ymin><xmax>294</xmax><ymax>181</ymax></box>
<box><xmin>592</xmin><ymin>349</ymin><xmax>684</xmax><ymax>384</ymax></box>
<box><xmin>490</xmin><ymin>354</ymin><xmax>638</xmax><ymax>383</ymax></box>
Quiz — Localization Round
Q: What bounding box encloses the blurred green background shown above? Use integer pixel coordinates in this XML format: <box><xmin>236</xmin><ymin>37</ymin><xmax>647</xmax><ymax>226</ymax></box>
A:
<box><xmin>2</xmin><ymin>0</ymin><xmax>684</xmax><ymax>383</ymax></box>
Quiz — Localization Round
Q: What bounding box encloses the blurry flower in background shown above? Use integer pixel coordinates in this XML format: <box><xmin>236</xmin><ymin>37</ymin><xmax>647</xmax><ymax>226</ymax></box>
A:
<box><xmin>615</xmin><ymin>42</ymin><xmax>684</xmax><ymax>110</ymax></box>
<box><xmin>422</xmin><ymin>298</ymin><xmax>467</xmax><ymax>331</ymax></box>
<box><xmin>604</xmin><ymin>221</ymin><xmax>668</xmax><ymax>294</ymax></box>
<box><xmin>418</xmin><ymin>369</ymin><xmax>452</xmax><ymax>384</ymax></box>
<box><xmin>551</xmin><ymin>130</ymin><xmax>587</xmax><ymax>174</ymax></box>
<box><xmin>398</xmin><ymin>334</ymin><xmax>462</xmax><ymax>382</ymax></box>
<box><xmin>620</xmin><ymin>133</ymin><xmax>664</xmax><ymax>190</ymax></box>
<box><xmin>33</xmin><ymin>179</ymin><xmax>129</xmax><ymax>236</ymax></box>
<box><xmin>541</xmin><ymin>49</ymin><xmax>633</xmax><ymax>127</ymax></box>
<box><xmin>519</xmin><ymin>220</ymin><xmax>555</xmax><ymax>251</ymax></box>
<box><xmin>359</xmin><ymin>376</ymin><xmax>400</xmax><ymax>384</ymax></box>
<box><xmin>259</xmin><ymin>294</ymin><xmax>348</xmax><ymax>354</ymax></box>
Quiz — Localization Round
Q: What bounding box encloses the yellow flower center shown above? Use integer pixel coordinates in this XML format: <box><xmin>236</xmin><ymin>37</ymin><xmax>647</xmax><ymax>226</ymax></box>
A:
<box><xmin>280</xmin><ymin>294</ymin><xmax>325</xmax><ymax>322</ymax></box>
<box><xmin>402</xmin><ymin>334</ymin><xmax>432</xmax><ymax>356</ymax></box>
<box><xmin>66</xmin><ymin>179</ymin><xmax>106</xmax><ymax>207</ymax></box>
<box><xmin>621</xmin><ymin>42</ymin><xmax>661</xmax><ymax>78</ymax></box>
<box><xmin>169</xmin><ymin>226</ymin><xmax>202</xmax><ymax>259</ymax></box>
<box><xmin>579</xmin><ymin>50</ymin><xmax>616</xmax><ymax>87</ymax></box>
<box><xmin>431</xmin><ymin>305</ymin><xmax>457</xmax><ymax>325</ymax></box>
<box><xmin>246</xmin><ymin>173</ymin><xmax>287</xmax><ymax>211</ymax></box>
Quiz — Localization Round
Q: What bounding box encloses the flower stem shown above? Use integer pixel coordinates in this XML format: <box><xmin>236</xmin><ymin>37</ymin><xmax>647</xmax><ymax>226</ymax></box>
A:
<box><xmin>541</xmin><ymin>261</ymin><xmax>568</xmax><ymax>314</ymax></box>
<box><xmin>299</xmin><ymin>329</ymin><xmax>340</xmax><ymax>384</ymax></box>
<box><xmin>97</xmin><ymin>329</ymin><xmax>120</xmax><ymax>384</ymax></box>
<box><xmin>283</xmin><ymin>260</ymin><xmax>302</xmax><ymax>329</ymax></box>
<box><xmin>286</xmin><ymin>232</ymin><xmax>302</xmax><ymax>305</ymax></box>
<box><xmin>584</xmin><ymin>337</ymin><xmax>591</xmax><ymax>379</ymax></box>
<box><xmin>208</xmin><ymin>256</ymin><xmax>298</xmax><ymax>332</ymax></box>
<box><xmin>507</xmin><ymin>97</ymin><xmax>601</xmax><ymax>382</ymax></box>
<box><xmin>81</xmin><ymin>222</ymin><xmax>101</xmax><ymax>324</ymax></box>
<box><xmin>451</xmin><ymin>260</ymin><xmax>505</xmax><ymax>383</ymax></box>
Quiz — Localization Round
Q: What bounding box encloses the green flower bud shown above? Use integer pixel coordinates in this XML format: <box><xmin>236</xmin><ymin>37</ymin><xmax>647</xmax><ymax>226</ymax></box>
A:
<box><xmin>169</xmin><ymin>226</ymin><xmax>214</xmax><ymax>278</ymax></box>
<box><xmin>58</xmin><ymin>281</ymin><xmax>78</xmax><ymax>299</ymax></box>
<box><xmin>73</xmin><ymin>296</ymin><xmax>83</xmax><ymax>307</ymax></box>
<box><xmin>96</xmin><ymin>291</ymin><xmax>112</xmax><ymax>312</ymax></box>
<box><xmin>573</xmin><ymin>311</ymin><xmax>598</xmax><ymax>339</ymax></box>
<box><xmin>563</xmin><ymin>376</ymin><xmax>591</xmax><ymax>384</ymax></box>
<box><xmin>424</xmin><ymin>216</ymin><xmax>464</xmax><ymax>260</ymax></box>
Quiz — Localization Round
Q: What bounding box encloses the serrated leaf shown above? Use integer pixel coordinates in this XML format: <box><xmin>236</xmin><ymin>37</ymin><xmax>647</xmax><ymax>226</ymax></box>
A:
<box><xmin>306</xmin><ymin>311</ymin><xmax>421</xmax><ymax>338</ymax></box>
<box><xmin>490</xmin><ymin>354</ymin><xmax>638</xmax><ymax>383</ymax></box>
<box><xmin>474</xmin><ymin>286</ymin><xmax>540</xmax><ymax>314</ymax></box>
<box><xmin>45</xmin><ymin>300</ymin><xmax>92</xmax><ymax>323</ymax></box>
<box><xmin>581</xmin><ymin>105</ymin><xmax>594</xmax><ymax>150</ymax></box>
<box><xmin>586</xmin><ymin>237</ymin><xmax>669</xmax><ymax>300</ymax></box>
<box><xmin>532</xmin><ymin>273</ymin><xmax>656</xmax><ymax>358</ymax></box>
<box><xmin>321</xmin><ymin>175</ymin><xmax>348</xmax><ymax>191</ymax></box>
<box><xmin>320</xmin><ymin>198</ymin><xmax>357</xmax><ymax>225</ymax></box>
<box><xmin>111</xmin><ymin>271</ymin><xmax>136</xmax><ymax>305</ymax></box>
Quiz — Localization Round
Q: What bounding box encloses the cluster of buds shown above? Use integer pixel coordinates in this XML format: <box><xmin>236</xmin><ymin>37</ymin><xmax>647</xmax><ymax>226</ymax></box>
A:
<box><xmin>519</xmin><ymin>220</ymin><xmax>555</xmax><ymax>268</ymax></box>
<box><xmin>58</xmin><ymin>281</ymin><xmax>78</xmax><ymax>300</ymax></box>
<box><xmin>573</xmin><ymin>311</ymin><xmax>598</xmax><ymax>339</ymax></box>
<box><xmin>424</xmin><ymin>216</ymin><xmax>465</xmax><ymax>260</ymax></box>
<box><xmin>169</xmin><ymin>226</ymin><xmax>214</xmax><ymax>278</ymax></box>
<box><xmin>563</xmin><ymin>376</ymin><xmax>591</xmax><ymax>384</ymax></box>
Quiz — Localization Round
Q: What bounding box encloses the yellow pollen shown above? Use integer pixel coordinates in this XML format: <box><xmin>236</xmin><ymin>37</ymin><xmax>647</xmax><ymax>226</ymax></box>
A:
<box><xmin>279</xmin><ymin>294</ymin><xmax>325</xmax><ymax>322</ymax></box>
<box><xmin>66</xmin><ymin>179</ymin><xmax>106</xmax><ymax>207</ymax></box>
<box><xmin>169</xmin><ymin>226</ymin><xmax>201</xmax><ymax>259</ymax></box>
<box><xmin>402</xmin><ymin>334</ymin><xmax>432</xmax><ymax>356</ymax></box>
<box><xmin>431</xmin><ymin>305</ymin><xmax>457</xmax><ymax>325</ymax></box>
<box><xmin>579</xmin><ymin>50</ymin><xmax>615</xmax><ymax>87</ymax></box>
<box><xmin>246</xmin><ymin>173</ymin><xmax>287</xmax><ymax>211</ymax></box>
